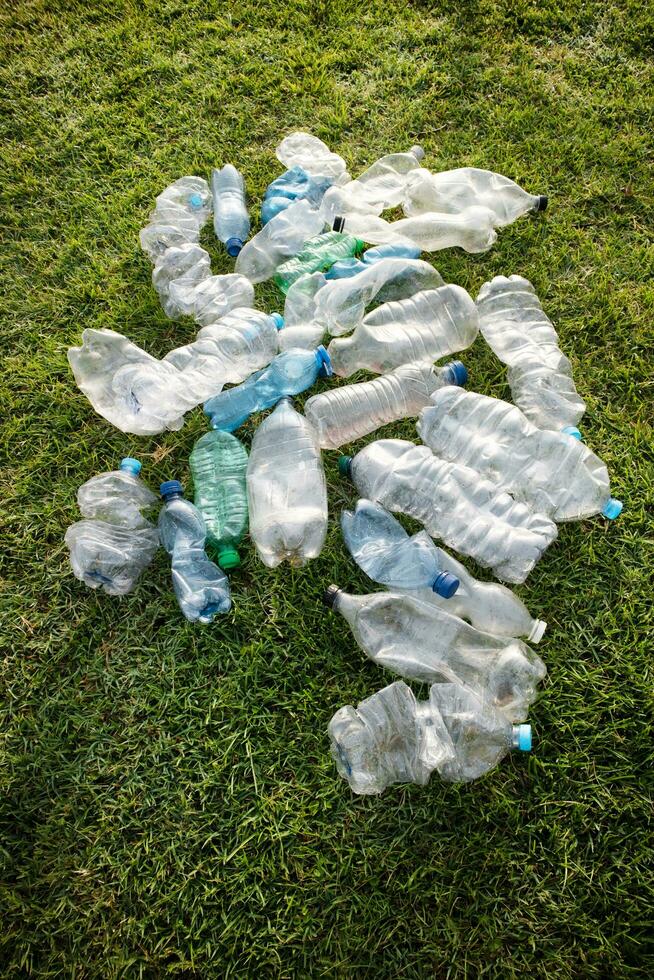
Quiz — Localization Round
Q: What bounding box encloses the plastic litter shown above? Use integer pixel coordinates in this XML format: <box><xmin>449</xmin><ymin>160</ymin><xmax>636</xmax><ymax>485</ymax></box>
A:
<box><xmin>403</xmin><ymin>167</ymin><xmax>547</xmax><ymax>226</ymax></box>
<box><xmin>189</xmin><ymin>430</ymin><xmax>249</xmax><ymax>569</ymax></box>
<box><xmin>235</xmin><ymin>199</ymin><xmax>325</xmax><ymax>283</ymax></box>
<box><xmin>212</xmin><ymin>164</ymin><xmax>250</xmax><ymax>256</ymax></box>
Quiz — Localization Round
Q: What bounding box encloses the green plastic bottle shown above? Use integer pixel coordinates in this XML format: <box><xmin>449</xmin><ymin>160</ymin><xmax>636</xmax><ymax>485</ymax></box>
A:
<box><xmin>273</xmin><ymin>232</ymin><xmax>364</xmax><ymax>294</ymax></box>
<box><xmin>189</xmin><ymin>429</ymin><xmax>249</xmax><ymax>570</ymax></box>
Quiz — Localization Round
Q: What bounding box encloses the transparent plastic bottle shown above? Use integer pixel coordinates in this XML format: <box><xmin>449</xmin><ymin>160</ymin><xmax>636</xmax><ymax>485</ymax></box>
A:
<box><xmin>278</xmin><ymin>272</ymin><xmax>328</xmax><ymax>352</ymax></box>
<box><xmin>65</xmin><ymin>458</ymin><xmax>159</xmax><ymax>595</ymax></box>
<box><xmin>418</xmin><ymin>388</ymin><xmax>622</xmax><ymax>522</ymax></box>
<box><xmin>315</xmin><ymin>257</ymin><xmax>445</xmax><ymax>336</ymax></box>
<box><xmin>304</xmin><ymin>359</ymin><xmax>467</xmax><ymax>449</ymax></box>
<box><xmin>276</xmin><ymin>131</ymin><xmax>348</xmax><ymax>180</ymax></box>
<box><xmin>323</xmin><ymin>586</ymin><xmax>546</xmax><ymax>722</ymax></box>
<box><xmin>341</xmin><ymin>498</ymin><xmax>459</xmax><ymax>597</ymax></box>
<box><xmin>211</xmin><ymin>164</ymin><xmax>250</xmax><ymax>257</ymax></box>
<box><xmin>189</xmin><ymin>430</ymin><xmax>249</xmax><ymax>570</ymax></box>
<box><xmin>403</xmin><ymin>167</ymin><xmax>547</xmax><ymax>226</ymax></box>
<box><xmin>319</xmin><ymin>147</ymin><xmax>424</xmax><ymax>221</ymax></box>
<box><xmin>406</xmin><ymin>546</ymin><xmax>546</xmax><ymax>643</ymax></box>
<box><xmin>261</xmin><ymin>166</ymin><xmax>333</xmax><ymax>224</ymax></box>
<box><xmin>476</xmin><ymin>275</ymin><xmax>586</xmax><ymax>432</ymax></box>
<box><xmin>340</xmin><ymin>439</ymin><xmax>557</xmax><ymax>584</ymax></box>
<box><xmin>204</xmin><ymin>346</ymin><xmax>332</xmax><ymax>432</ymax></box>
<box><xmin>165</xmin><ymin>273</ymin><xmax>254</xmax><ymax>323</ymax></box>
<box><xmin>247</xmin><ymin>398</ymin><xmax>328</xmax><ymax>567</ymax></box>
<box><xmin>152</xmin><ymin>243</ymin><xmax>212</xmax><ymax>318</ymax></box>
<box><xmin>139</xmin><ymin>176</ymin><xmax>212</xmax><ymax>260</ymax></box>
<box><xmin>158</xmin><ymin>481</ymin><xmax>231</xmax><ymax>624</ymax></box>
<box><xmin>273</xmin><ymin>232</ymin><xmax>363</xmax><ymax>293</ymax></box>
<box><xmin>327</xmin><ymin>284</ymin><xmax>479</xmax><ymax>377</ymax></box>
<box><xmin>334</xmin><ymin>205</ymin><xmax>498</xmax><ymax>252</ymax></box>
<box><xmin>235</xmin><ymin>199</ymin><xmax>325</xmax><ymax>283</ymax></box>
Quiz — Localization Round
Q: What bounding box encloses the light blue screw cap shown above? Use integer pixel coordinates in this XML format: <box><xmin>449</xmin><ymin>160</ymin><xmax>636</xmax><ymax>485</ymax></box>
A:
<box><xmin>512</xmin><ymin>724</ymin><xmax>532</xmax><ymax>751</ymax></box>
<box><xmin>315</xmin><ymin>345</ymin><xmax>333</xmax><ymax>378</ymax></box>
<box><xmin>270</xmin><ymin>312</ymin><xmax>284</xmax><ymax>329</ymax></box>
<box><xmin>188</xmin><ymin>192</ymin><xmax>203</xmax><ymax>210</ymax></box>
<box><xmin>602</xmin><ymin>497</ymin><xmax>623</xmax><ymax>520</ymax></box>
<box><xmin>226</xmin><ymin>237</ymin><xmax>244</xmax><ymax>257</ymax></box>
<box><xmin>120</xmin><ymin>457</ymin><xmax>141</xmax><ymax>476</ymax></box>
<box><xmin>160</xmin><ymin>480</ymin><xmax>183</xmax><ymax>500</ymax></box>
<box><xmin>562</xmin><ymin>425</ymin><xmax>582</xmax><ymax>440</ymax></box>
<box><xmin>432</xmin><ymin>571</ymin><xmax>460</xmax><ymax>599</ymax></box>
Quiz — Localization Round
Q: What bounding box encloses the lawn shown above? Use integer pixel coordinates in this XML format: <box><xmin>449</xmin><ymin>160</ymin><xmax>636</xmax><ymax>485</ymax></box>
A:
<box><xmin>1</xmin><ymin>0</ymin><xmax>653</xmax><ymax>976</ymax></box>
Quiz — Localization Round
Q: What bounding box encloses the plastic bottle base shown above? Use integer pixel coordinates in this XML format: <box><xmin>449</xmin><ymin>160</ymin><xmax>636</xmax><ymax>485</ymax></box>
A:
<box><xmin>528</xmin><ymin>619</ymin><xmax>547</xmax><ymax>644</ymax></box>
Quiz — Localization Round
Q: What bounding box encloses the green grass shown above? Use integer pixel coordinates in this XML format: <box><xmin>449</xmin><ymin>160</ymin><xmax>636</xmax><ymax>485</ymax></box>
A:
<box><xmin>2</xmin><ymin>0</ymin><xmax>653</xmax><ymax>975</ymax></box>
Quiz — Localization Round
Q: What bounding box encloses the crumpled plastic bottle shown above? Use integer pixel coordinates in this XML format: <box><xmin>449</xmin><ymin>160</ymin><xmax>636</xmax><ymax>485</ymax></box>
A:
<box><xmin>278</xmin><ymin>271</ymin><xmax>329</xmax><ymax>352</ymax></box>
<box><xmin>165</xmin><ymin>273</ymin><xmax>254</xmax><ymax>324</ymax></box>
<box><xmin>247</xmin><ymin>398</ymin><xmax>328</xmax><ymax>567</ymax></box>
<box><xmin>65</xmin><ymin>458</ymin><xmax>159</xmax><ymax>595</ymax></box>
<box><xmin>341</xmin><ymin>498</ymin><xmax>459</xmax><ymax>596</ymax></box>
<box><xmin>333</xmin><ymin>205</ymin><xmax>498</xmax><ymax>253</ymax></box>
<box><xmin>212</xmin><ymin>164</ymin><xmax>250</xmax><ymax>256</ymax></box>
<box><xmin>204</xmin><ymin>345</ymin><xmax>332</xmax><ymax>432</ymax></box>
<box><xmin>327</xmin><ymin>284</ymin><xmax>479</xmax><ymax>377</ymax></box>
<box><xmin>323</xmin><ymin>586</ymin><xmax>546</xmax><ymax>722</ymax></box>
<box><xmin>158</xmin><ymin>481</ymin><xmax>231</xmax><ymax>624</ymax></box>
<box><xmin>139</xmin><ymin>176</ymin><xmax>212</xmax><ymax>260</ymax></box>
<box><xmin>152</xmin><ymin>243</ymin><xmax>213</xmax><ymax>318</ymax></box>
<box><xmin>403</xmin><ymin>167</ymin><xmax>547</xmax><ymax>226</ymax></box>
<box><xmin>261</xmin><ymin>166</ymin><xmax>334</xmax><ymax>224</ymax></box>
<box><xmin>235</xmin><ymin>200</ymin><xmax>326</xmax><ymax>283</ymax></box>
<box><xmin>189</xmin><ymin>430</ymin><xmax>249</xmax><ymax>569</ymax></box>
<box><xmin>418</xmin><ymin>388</ymin><xmax>622</xmax><ymax>521</ymax></box>
<box><xmin>276</xmin><ymin>132</ymin><xmax>349</xmax><ymax>180</ymax></box>
<box><xmin>340</xmin><ymin>439</ymin><xmax>557</xmax><ymax>584</ymax></box>
<box><xmin>273</xmin><ymin>231</ymin><xmax>363</xmax><ymax>293</ymax></box>
<box><xmin>476</xmin><ymin>275</ymin><xmax>586</xmax><ymax>432</ymax></box>
<box><xmin>319</xmin><ymin>146</ymin><xmax>424</xmax><ymax>221</ymax></box>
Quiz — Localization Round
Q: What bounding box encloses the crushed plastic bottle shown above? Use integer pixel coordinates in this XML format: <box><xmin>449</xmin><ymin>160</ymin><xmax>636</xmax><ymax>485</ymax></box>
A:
<box><xmin>235</xmin><ymin>199</ymin><xmax>325</xmax><ymax>283</ymax></box>
<box><xmin>204</xmin><ymin>345</ymin><xmax>332</xmax><ymax>432</ymax></box>
<box><xmin>418</xmin><ymin>388</ymin><xmax>622</xmax><ymax>522</ymax></box>
<box><xmin>247</xmin><ymin>398</ymin><xmax>328</xmax><ymax>567</ymax></box>
<box><xmin>323</xmin><ymin>585</ymin><xmax>546</xmax><ymax>721</ymax></box>
<box><xmin>327</xmin><ymin>284</ymin><xmax>478</xmax><ymax>377</ymax></box>
<box><xmin>273</xmin><ymin>231</ymin><xmax>363</xmax><ymax>293</ymax></box>
<box><xmin>324</xmin><ymin>258</ymin><xmax>368</xmax><ymax>280</ymax></box>
<box><xmin>403</xmin><ymin>167</ymin><xmax>547</xmax><ymax>226</ymax></box>
<box><xmin>165</xmin><ymin>273</ymin><xmax>254</xmax><ymax>323</ymax></box>
<box><xmin>69</xmin><ymin>309</ymin><xmax>282</xmax><ymax>435</ymax></box>
<box><xmin>139</xmin><ymin>176</ymin><xmax>212</xmax><ymax>260</ymax></box>
<box><xmin>340</xmin><ymin>439</ymin><xmax>557</xmax><ymax>583</ymax></box>
<box><xmin>334</xmin><ymin>205</ymin><xmax>498</xmax><ymax>252</ymax></box>
<box><xmin>65</xmin><ymin>458</ymin><xmax>159</xmax><ymax>595</ymax></box>
<box><xmin>158</xmin><ymin>481</ymin><xmax>231</xmax><ymax>624</ymax></box>
<box><xmin>189</xmin><ymin>430</ymin><xmax>249</xmax><ymax>569</ymax></box>
<box><xmin>212</xmin><ymin>164</ymin><xmax>250</xmax><ymax>256</ymax></box>
<box><xmin>319</xmin><ymin>147</ymin><xmax>424</xmax><ymax>221</ymax></box>
<box><xmin>262</xmin><ymin>166</ymin><xmax>333</xmax><ymax>224</ymax></box>
<box><xmin>476</xmin><ymin>275</ymin><xmax>586</xmax><ymax>432</ymax></box>
<box><xmin>328</xmin><ymin>679</ymin><xmax>533</xmax><ymax>794</ymax></box>
<box><xmin>315</xmin><ymin>258</ymin><xmax>444</xmax><ymax>337</ymax></box>
<box><xmin>276</xmin><ymin>131</ymin><xmax>349</xmax><ymax>180</ymax></box>
<box><xmin>152</xmin><ymin>243</ymin><xmax>212</xmax><ymax>318</ymax></box>
<box><xmin>278</xmin><ymin>271</ymin><xmax>328</xmax><ymax>352</ymax></box>
<box><xmin>341</xmin><ymin>498</ymin><xmax>459</xmax><ymax>596</ymax></box>
<box><xmin>304</xmin><ymin>359</ymin><xmax>467</xmax><ymax>449</ymax></box>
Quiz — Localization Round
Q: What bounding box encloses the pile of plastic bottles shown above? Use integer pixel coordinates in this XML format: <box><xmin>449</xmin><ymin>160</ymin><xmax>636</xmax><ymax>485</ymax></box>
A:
<box><xmin>65</xmin><ymin>132</ymin><xmax>623</xmax><ymax>796</ymax></box>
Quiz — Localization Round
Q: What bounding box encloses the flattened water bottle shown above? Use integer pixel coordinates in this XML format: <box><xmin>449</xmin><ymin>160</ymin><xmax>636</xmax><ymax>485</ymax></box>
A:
<box><xmin>212</xmin><ymin>164</ymin><xmax>250</xmax><ymax>257</ymax></box>
<box><xmin>189</xmin><ymin>429</ymin><xmax>249</xmax><ymax>569</ymax></box>
<box><xmin>403</xmin><ymin>167</ymin><xmax>547</xmax><ymax>226</ymax></box>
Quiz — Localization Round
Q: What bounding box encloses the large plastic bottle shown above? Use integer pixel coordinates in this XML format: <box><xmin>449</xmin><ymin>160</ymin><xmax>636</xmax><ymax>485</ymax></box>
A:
<box><xmin>139</xmin><ymin>176</ymin><xmax>212</xmax><ymax>260</ymax></box>
<box><xmin>418</xmin><ymin>388</ymin><xmax>622</xmax><ymax>522</ymax></box>
<box><xmin>211</xmin><ymin>165</ymin><xmax>250</xmax><ymax>257</ymax></box>
<box><xmin>189</xmin><ymin>430</ymin><xmax>249</xmax><ymax>570</ymax></box>
<box><xmin>327</xmin><ymin>284</ymin><xmax>479</xmax><ymax>377</ymax></box>
<box><xmin>403</xmin><ymin>167</ymin><xmax>547</xmax><ymax>226</ymax></box>
<box><xmin>476</xmin><ymin>275</ymin><xmax>586</xmax><ymax>432</ymax></box>
<box><xmin>69</xmin><ymin>309</ymin><xmax>283</xmax><ymax>435</ymax></box>
<box><xmin>304</xmin><ymin>359</ymin><xmax>467</xmax><ymax>449</ymax></box>
<box><xmin>340</xmin><ymin>439</ymin><xmax>557</xmax><ymax>583</ymax></box>
<box><xmin>273</xmin><ymin>232</ymin><xmax>363</xmax><ymax>293</ymax></box>
<box><xmin>204</xmin><ymin>346</ymin><xmax>332</xmax><ymax>432</ymax></box>
<box><xmin>341</xmin><ymin>498</ymin><xmax>459</xmax><ymax>597</ymax></box>
<box><xmin>247</xmin><ymin>398</ymin><xmax>328</xmax><ymax>567</ymax></box>
<box><xmin>235</xmin><ymin>200</ymin><xmax>325</xmax><ymax>283</ymax></box>
<box><xmin>334</xmin><ymin>205</ymin><xmax>498</xmax><ymax>252</ymax></box>
<box><xmin>261</xmin><ymin>166</ymin><xmax>333</xmax><ymax>224</ymax></box>
<box><xmin>65</xmin><ymin>458</ymin><xmax>159</xmax><ymax>595</ymax></box>
<box><xmin>315</xmin><ymin>257</ymin><xmax>445</xmax><ymax>336</ymax></box>
<box><xmin>323</xmin><ymin>586</ymin><xmax>546</xmax><ymax>721</ymax></box>
<box><xmin>275</xmin><ymin>132</ymin><xmax>348</xmax><ymax>180</ymax></box>
<box><xmin>158</xmin><ymin>481</ymin><xmax>231</xmax><ymax>624</ymax></box>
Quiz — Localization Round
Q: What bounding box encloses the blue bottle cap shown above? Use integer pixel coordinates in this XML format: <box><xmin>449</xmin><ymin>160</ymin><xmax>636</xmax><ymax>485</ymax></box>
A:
<box><xmin>120</xmin><ymin>457</ymin><xmax>142</xmax><ymax>476</ymax></box>
<box><xmin>432</xmin><ymin>571</ymin><xmax>460</xmax><ymax>599</ymax></box>
<box><xmin>445</xmin><ymin>360</ymin><xmax>468</xmax><ymax>387</ymax></box>
<box><xmin>315</xmin><ymin>345</ymin><xmax>333</xmax><ymax>378</ymax></box>
<box><xmin>602</xmin><ymin>497</ymin><xmax>623</xmax><ymax>520</ymax></box>
<box><xmin>225</xmin><ymin>237</ymin><xmax>244</xmax><ymax>257</ymax></box>
<box><xmin>160</xmin><ymin>480</ymin><xmax>184</xmax><ymax>500</ymax></box>
<box><xmin>561</xmin><ymin>425</ymin><xmax>582</xmax><ymax>440</ymax></box>
<box><xmin>338</xmin><ymin>455</ymin><xmax>353</xmax><ymax>478</ymax></box>
<box><xmin>188</xmin><ymin>192</ymin><xmax>204</xmax><ymax>210</ymax></box>
<box><xmin>270</xmin><ymin>312</ymin><xmax>284</xmax><ymax>329</ymax></box>
<box><xmin>512</xmin><ymin>724</ymin><xmax>532</xmax><ymax>752</ymax></box>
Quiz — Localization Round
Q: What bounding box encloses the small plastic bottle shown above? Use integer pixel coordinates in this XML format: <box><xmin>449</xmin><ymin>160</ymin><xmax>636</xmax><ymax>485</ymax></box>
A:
<box><xmin>189</xmin><ymin>430</ymin><xmax>249</xmax><ymax>570</ymax></box>
<box><xmin>212</xmin><ymin>164</ymin><xmax>250</xmax><ymax>257</ymax></box>
<box><xmin>273</xmin><ymin>232</ymin><xmax>364</xmax><ymax>293</ymax></box>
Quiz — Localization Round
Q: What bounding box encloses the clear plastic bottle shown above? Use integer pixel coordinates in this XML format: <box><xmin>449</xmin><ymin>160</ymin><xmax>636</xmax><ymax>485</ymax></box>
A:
<box><xmin>403</xmin><ymin>167</ymin><xmax>547</xmax><ymax>226</ymax></box>
<box><xmin>304</xmin><ymin>359</ymin><xmax>467</xmax><ymax>449</ymax></box>
<box><xmin>278</xmin><ymin>272</ymin><xmax>328</xmax><ymax>352</ymax></box>
<box><xmin>152</xmin><ymin>243</ymin><xmax>212</xmax><ymax>318</ymax></box>
<box><xmin>327</xmin><ymin>284</ymin><xmax>479</xmax><ymax>377</ymax></box>
<box><xmin>65</xmin><ymin>458</ymin><xmax>159</xmax><ymax>595</ymax></box>
<box><xmin>211</xmin><ymin>164</ymin><xmax>250</xmax><ymax>257</ymax></box>
<box><xmin>419</xmin><ymin>388</ymin><xmax>622</xmax><ymax>522</ymax></box>
<box><xmin>341</xmin><ymin>498</ymin><xmax>459</xmax><ymax>596</ymax></box>
<box><xmin>276</xmin><ymin>132</ymin><xmax>348</xmax><ymax>180</ymax></box>
<box><xmin>319</xmin><ymin>147</ymin><xmax>424</xmax><ymax>221</ymax></box>
<box><xmin>158</xmin><ymin>481</ymin><xmax>231</xmax><ymax>624</ymax></box>
<box><xmin>189</xmin><ymin>430</ymin><xmax>249</xmax><ymax>570</ymax></box>
<box><xmin>334</xmin><ymin>205</ymin><xmax>498</xmax><ymax>252</ymax></box>
<box><xmin>204</xmin><ymin>346</ymin><xmax>332</xmax><ymax>432</ymax></box>
<box><xmin>323</xmin><ymin>586</ymin><xmax>546</xmax><ymax>722</ymax></box>
<box><xmin>340</xmin><ymin>439</ymin><xmax>557</xmax><ymax>584</ymax></box>
<box><xmin>139</xmin><ymin>176</ymin><xmax>212</xmax><ymax>260</ymax></box>
<box><xmin>476</xmin><ymin>275</ymin><xmax>586</xmax><ymax>432</ymax></box>
<box><xmin>247</xmin><ymin>398</ymin><xmax>328</xmax><ymax>567</ymax></box>
<box><xmin>316</xmin><ymin>257</ymin><xmax>444</xmax><ymax>337</ymax></box>
<box><xmin>273</xmin><ymin>232</ymin><xmax>363</xmax><ymax>293</ymax></box>
<box><xmin>165</xmin><ymin>273</ymin><xmax>254</xmax><ymax>323</ymax></box>
<box><xmin>261</xmin><ymin>166</ymin><xmax>333</xmax><ymax>224</ymax></box>
<box><xmin>235</xmin><ymin>200</ymin><xmax>325</xmax><ymax>283</ymax></box>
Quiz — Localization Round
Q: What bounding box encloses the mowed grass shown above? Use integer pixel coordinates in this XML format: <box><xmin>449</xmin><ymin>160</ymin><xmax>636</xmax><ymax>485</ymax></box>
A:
<box><xmin>1</xmin><ymin>0</ymin><xmax>653</xmax><ymax>976</ymax></box>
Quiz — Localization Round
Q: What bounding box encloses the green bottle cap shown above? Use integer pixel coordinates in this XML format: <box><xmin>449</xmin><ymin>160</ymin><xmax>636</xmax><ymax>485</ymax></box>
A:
<box><xmin>217</xmin><ymin>546</ymin><xmax>241</xmax><ymax>570</ymax></box>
